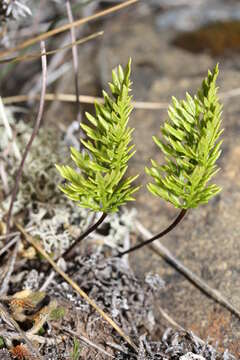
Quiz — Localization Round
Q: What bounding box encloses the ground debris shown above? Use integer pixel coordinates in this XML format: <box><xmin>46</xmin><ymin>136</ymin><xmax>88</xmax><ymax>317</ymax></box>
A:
<box><xmin>0</xmin><ymin>96</ymin><xmax>237</xmax><ymax>359</ymax></box>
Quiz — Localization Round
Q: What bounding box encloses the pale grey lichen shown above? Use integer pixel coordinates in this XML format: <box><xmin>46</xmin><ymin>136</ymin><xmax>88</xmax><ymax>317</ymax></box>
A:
<box><xmin>0</xmin><ymin>107</ymin><xmax>138</xmax><ymax>256</ymax></box>
<box><xmin>145</xmin><ymin>273</ymin><xmax>165</xmax><ymax>292</ymax></box>
<box><xmin>47</xmin><ymin>253</ymin><xmax>165</xmax><ymax>348</ymax></box>
<box><xmin>102</xmin><ymin>208</ymin><xmax>137</xmax><ymax>250</ymax></box>
<box><xmin>180</xmin><ymin>353</ymin><xmax>206</xmax><ymax>360</ymax></box>
<box><xmin>0</xmin><ymin>0</ymin><xmax>31</xmax><ymax>22</ymax></box>
<box><xmin>23</xmin><ymin>269</ymin><xmax>41</xmax><ymax>291</ymax></box>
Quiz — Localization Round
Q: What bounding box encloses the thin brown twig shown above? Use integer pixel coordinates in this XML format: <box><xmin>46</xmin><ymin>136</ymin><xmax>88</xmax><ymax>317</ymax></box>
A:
<box><xmin>158</xmin><ymin>307</ymin><xmax>184</xmax><ymax>331</ymax></box>
<box><xmin>59</xmin><ymin>326</ymin><xmax>114</xmax><ymax>358</ymax></box>
<box><xmin>3</xmin><ymin>87</ymin><xmax>238</xmax><ymax>109</ymax></box>
<box><xmin>105</xmin><ymin>342</ymin><xmax>129</xmax><ymax>355</ymax></box>
<box><xmin>16</xmin><ymin>222</ymin><xmax>138</xmax><ymax>353</ymax></box>
<box><xmin>0</xmin><ymin>31</ymin><xmax>104</xmax><ymax>64</ymax></box>
<box><xmin>0</xmin><ymin>0</ymin><xmax>138</xmax><ymax>58</ymax></box>
<box><xmin>6</xmin><ymin>41</ymin><xmax>47</xmax><ymax>233</ymax></box>
<box><xmin>66</xmin><ymin>0</ymin><xmax>82</xmax><ymax>126</ymax></box>
<box><xmin>135</xmin><ymin>220</ymin><xmax>240</xmax><ymax>320</ymax></box>
<box><xmin>2</xmin><ymin>93</ymin><xmax>168</xmax><ymax>110</ymax></box>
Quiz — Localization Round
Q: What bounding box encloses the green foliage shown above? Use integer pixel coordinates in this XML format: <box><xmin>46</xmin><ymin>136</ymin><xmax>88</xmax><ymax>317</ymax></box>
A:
<box><xmin>0</xmin><ymin>337</ymin><xmax>4</xmax><ymax>348</ymax></box>
<box><xmin>50</xmin><ymin>306</ymin><xmax>66</xmax><ymax>321</ymax></box>
<box><xmin>38</xmin><ymin>327</ymin><xmax>45</xmax><ymax>336</ymax></box>
<box><xmin>146</xmin><ymin>65</ymin><xmax>223</xmax><ymax>209</ymax></box>
<box><xmin>56</xmin><ymin>59</ymin><xmax>139</xmax><ymax>213</ymax></box>
<box><xmin>71</xmin><ymin>338</ymin><xmax>81</xmax><ymax>360</ymax></box>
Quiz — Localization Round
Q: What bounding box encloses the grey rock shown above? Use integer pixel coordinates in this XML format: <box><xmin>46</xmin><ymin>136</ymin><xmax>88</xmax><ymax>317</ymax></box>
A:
<box><xmin>156</xmin><ymin>0</ymin><xmax>240</xmax><ymax>31</ymax></box>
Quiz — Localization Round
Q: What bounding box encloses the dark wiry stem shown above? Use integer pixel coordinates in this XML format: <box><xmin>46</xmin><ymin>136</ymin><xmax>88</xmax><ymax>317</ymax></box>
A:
<box><xmin>6</xmin><ymin>41</ymin><xmax>47</xmax><ymax>233</ymax></box>
<box><xmin>117</xmin><ymin>209</ymin><xmax>187</xmax><ymax>257</ymax></box>
<box><xmin>62</xmin><ymin>212</ymin><xmax>107</xmax><ymax>260</ymax></box>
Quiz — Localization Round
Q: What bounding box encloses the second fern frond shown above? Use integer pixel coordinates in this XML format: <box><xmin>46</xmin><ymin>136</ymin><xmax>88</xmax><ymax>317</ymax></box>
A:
<box><xmin>146</xmin><ymin>64</ymin><xmax>223</xmax><ymax>209</ymax></box>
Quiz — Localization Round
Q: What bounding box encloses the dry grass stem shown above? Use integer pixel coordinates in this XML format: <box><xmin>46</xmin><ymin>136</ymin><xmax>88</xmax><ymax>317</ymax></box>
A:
<box><xmin>0</xmin><ymin>0</ymin><xmax>138</xmax><ymax>58</ymax></box>
<box><xmin>158</xmin><ymin>307</ymin><xmax>184</xmax><ymax>331</ymax></box>
<box><xmin>0</xmin><ymin>31</ymin><xmax>104</xmax><ymax>64</ymax></box>
<box><xmin>16</xmin><ymin>223</ymin><xmax>138</xmax><ymax>353</ymax></box>
<box><xmin>2</xmin><ymin>93</ymin><xmax>168</xmax><ymax>110</ymax></box>
<box><xmin>60</xmin><ymin>326</ymin><xmax>114</xmax><ymax>358</ymax></box>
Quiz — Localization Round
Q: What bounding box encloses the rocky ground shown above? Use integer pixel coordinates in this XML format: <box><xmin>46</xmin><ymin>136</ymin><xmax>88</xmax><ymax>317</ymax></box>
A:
<box><xmin>1</xmin><ymin>0</ymin><xmax>240</xmax><ymax>358</ymax></box>
<box><xmin>45</xmin><ymin>3</ymin><xmax>240</xmax><ymax>355</ymax></box>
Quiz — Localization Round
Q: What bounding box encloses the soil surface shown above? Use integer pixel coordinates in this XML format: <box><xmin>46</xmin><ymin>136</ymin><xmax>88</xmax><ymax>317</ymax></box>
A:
<box><xmin>98</xmin><ymin>5</ymin><xmax>240</xmax><ymax>356</ymax></box>
<box><xmin>1</xmin><ymin>1</ymin><xmax>240</xmax><ymax>358</ymax></box>
<box><xmin>46</xmin><ymin>3</ymin><xmax>240</xmax><ymax>356</ymax></box>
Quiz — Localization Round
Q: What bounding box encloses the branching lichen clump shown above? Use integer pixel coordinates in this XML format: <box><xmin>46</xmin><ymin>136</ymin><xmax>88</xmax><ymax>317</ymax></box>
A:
<box><xmin>56</xmin><ymin>59</ymin><xmax>139</xmax><ymax>213</ymax></box>
<box><xmin>146</xmin><ymin>65</ymin><xmax>223</xmax><ymax>209</ymax></box>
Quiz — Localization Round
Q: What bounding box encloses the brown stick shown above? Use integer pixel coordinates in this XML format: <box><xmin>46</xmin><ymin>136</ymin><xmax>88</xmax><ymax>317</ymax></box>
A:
<box><xmin>6</xmin><ymin>42</ymin><xmax>47</xmax><ymax>233</ymax></box>
<box><xmin>16</xmin><ymin>223</ymin><xmax>138</xmax><ymax>353</ymax></box>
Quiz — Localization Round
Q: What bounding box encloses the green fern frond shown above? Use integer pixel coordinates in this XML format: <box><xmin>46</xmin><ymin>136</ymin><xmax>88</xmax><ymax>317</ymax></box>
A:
<box><xmin>56</xmin><ymin>59</ymin><xmax>139</xmax><ymax>213</ymax></box>
<box><xmin>146</xmin><ymin>64</ymin><xmax>223</xmax><ymax>209</ymax></box>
